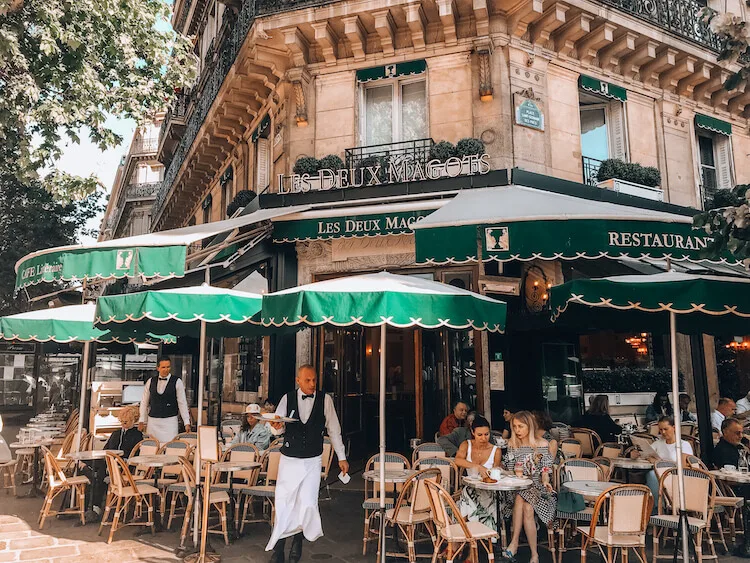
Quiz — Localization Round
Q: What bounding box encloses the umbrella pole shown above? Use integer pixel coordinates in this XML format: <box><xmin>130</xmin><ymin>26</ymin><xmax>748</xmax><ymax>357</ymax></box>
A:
<box><xmin>74</xmin><ymin>341</ymin><xmax>90</xmax><ymax>454</ymax></box>
<box><xmin>193</xmin><ymin>318</ymin><xmax>207</xmax><ymax>547</ymax></box>
<box><xmin>378</xmin><ymin>324</ymin><xmax>387</xmax><ymax>563</ymax></box>
<box><xmin>670</xmin><ymin>311</ymin><xmax>690</xmax><ymax>563</ymax></box>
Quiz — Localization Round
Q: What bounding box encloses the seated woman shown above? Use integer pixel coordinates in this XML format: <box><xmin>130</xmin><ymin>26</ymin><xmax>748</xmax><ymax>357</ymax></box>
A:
<box><xmin>455</xmin><ymin>415</ymin><xmax>502</xmax><ymax>530</ymax></box>
<box><xmin>578</xmin><ymin>394</ymin><xmax>622</xmax><ymax>442</ymax></box>
<box><xmin>503</xmin><ymin>410</ymin><xmax>556</xmax><ymax>563</ymax></box>
<box><xmin>231</xmin><ymin>403</ymin><xmax>273</xmax><ymax>450</ymax></box>
<box><xmin>645</xmin><ymin>391</ymin><xmax>673</xmax><ymax>424</ymax></box>
<box><xmin>533</xmin><ymin>410</ymin><xmax>559</xmax><ymax>462</ymax></box>
<box><xmin>637</xmin><ymin>415</ymin><xmax>693</xmax><ymax>503</ymax></box>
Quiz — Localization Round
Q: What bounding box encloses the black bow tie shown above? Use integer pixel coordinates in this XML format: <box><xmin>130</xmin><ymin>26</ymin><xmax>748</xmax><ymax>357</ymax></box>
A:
<box><xmin>159</xmin><ymin>377</ymin><xmax>169</xmax><ymax>380</ymax></box>
<box><xmin>302</xmin><ymin>394</ymin><xmax>314</xmax><ymax>400</ymax></box>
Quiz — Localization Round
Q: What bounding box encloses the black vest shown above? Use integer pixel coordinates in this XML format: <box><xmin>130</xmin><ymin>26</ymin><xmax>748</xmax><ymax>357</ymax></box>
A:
<box><xmin>281</xmin><ymin>391</ymin><xmax>326</xmax><ymax>459</ymax></box>
<box><xmin>147</xmin><ymin>375</ymin><xmax>179</xmax><ymax>418</ymax></box>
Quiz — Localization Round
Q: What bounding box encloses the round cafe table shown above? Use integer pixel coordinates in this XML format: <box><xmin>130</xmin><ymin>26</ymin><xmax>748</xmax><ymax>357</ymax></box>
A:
<box><xmin>710</xmin><ymin>469</ymin><xmax>750</xmax><ymax>484</ymax></box>
<box><xmin>463</xmin><ymin>475</ymin><xmax>532</xmax><ymax>549</ymax></box>
<box><xmin>362</xmin><ymin>469</ymin><xmax>416</xmax><ymax>504</ymax></box>
<box><xmin>10</xmin><ymin>439</ymin><xmax>54</xmax><ymax>497</ymax></box>
<box><xmin>611</xmin><ymin>458</ymin><xmax>652</xmax><ymax>483</ymax></box>
<box><xmin>127</xmin><ymin>455</ymin><xmax>181</xmax><ymax>530</ymax></box>
<box><xmin>66</xmin><ymin>449</ymin><xmax>123</xmax><ymax>462</ymax></box>
<box><xmin>562</xmin><ymin>480</ymin><xmax>616</xmax><ymax>500</ymax></box>
<box><xmin>211</xmin><ymin>460</ymin><xmax>261</xmax><ymax>540</ymax></box>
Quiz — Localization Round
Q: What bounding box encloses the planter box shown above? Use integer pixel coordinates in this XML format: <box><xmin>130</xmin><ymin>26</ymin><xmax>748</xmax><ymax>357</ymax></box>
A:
<box><xmin>597</xmin><ymin>178</ymin><xmax>663</xmax><ymax>202</ymax></box>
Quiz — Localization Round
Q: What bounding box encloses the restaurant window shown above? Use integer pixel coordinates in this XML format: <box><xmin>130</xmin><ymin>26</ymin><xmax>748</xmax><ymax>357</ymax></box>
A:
<box><xmin>0</xmin><ymin>352</ymin><xmax>35</xmax><ymax>409</ymax></box>
<box><xmin>362</xmin><ymin>78</ymin><xmax>428</xmax><ymax>146</ymax></box>
<box><xmin>579</xmin><ymin>90</ymin><xmax>627</xmax><ymax>185</ymax></box>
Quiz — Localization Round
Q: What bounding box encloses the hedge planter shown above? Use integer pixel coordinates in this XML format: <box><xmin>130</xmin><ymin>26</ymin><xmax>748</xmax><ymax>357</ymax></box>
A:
<box><xmin>597</xmin><ymin>178</ymin><xmax>664</xmax><ymax>201</ymax></box>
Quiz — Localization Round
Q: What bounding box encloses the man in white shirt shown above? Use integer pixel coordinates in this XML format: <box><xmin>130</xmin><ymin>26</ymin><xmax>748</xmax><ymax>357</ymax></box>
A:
<box><xmin>734</xmin><ymin>392</ymin><xmax>750</xmax><ymax>420</ymax></box>
<box><xmin>266</xmin><ymin>365</ymin><xmax>348</xmax><ymax>563</ymax></box>
<box><xmin>138</xmin><ymin>357</ymin><xmax>191</xmax><ymax>443</ymax></box>
<box><xmin>712</xmin><ymin>397</ymin><xmax>737</xmax><ymax>432</ymax></box>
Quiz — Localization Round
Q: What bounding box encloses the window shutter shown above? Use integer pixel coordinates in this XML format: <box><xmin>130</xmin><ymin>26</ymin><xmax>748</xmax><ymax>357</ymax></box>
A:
<box><xmin>607</xmin><ymin>101</ymin><xmax>629</xmax><ymax>161</ymax></box>
<box><xmin>256</xmin><ymin>137</ymin><xmax>270</xmax><ymax>190</ymax></box>
<box><xmin>715</xmin><ymin>135</ymin><xmax>733</xmax><ymax>190</ymax></box>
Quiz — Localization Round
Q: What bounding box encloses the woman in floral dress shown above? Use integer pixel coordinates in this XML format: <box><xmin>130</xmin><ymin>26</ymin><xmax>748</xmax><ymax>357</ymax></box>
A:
<box><xmin>502</xmin><ymin>410</ymin><xmax>557</xmax><ymax>563</ymax></box>
<box><xmin>454</xmin><ymin>415</ymin><xmax>503</xmax><ymax>530</ymax></box>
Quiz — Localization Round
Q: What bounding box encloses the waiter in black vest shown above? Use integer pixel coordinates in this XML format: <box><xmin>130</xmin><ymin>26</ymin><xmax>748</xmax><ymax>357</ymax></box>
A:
<box><xmin>138</xmin><ymin>357</ymin><xmax>191</xmax><ymax>443</ymax></box>
<box><xmin>266</xmin><ymin>364</ymin><xmax>348</xmax><ymax>563</ymax></box>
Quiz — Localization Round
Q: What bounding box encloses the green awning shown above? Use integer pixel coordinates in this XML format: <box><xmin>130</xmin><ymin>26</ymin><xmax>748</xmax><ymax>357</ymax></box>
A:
<box><xmin>412</xmin><ymin>185</ymin><xmax>739</xmax><ymax>265</ymax></box>
<box><xmin>272</xmin><ymin>208</ymin><xmax>437</xmax><ymax>243</ymax></box>
<box><xmin>356</xmin><ymin>60</ymin><xmax>426</xmax><ymax>83</ymax></box>
<box><xmin>251</xmin><ymin>114</ymin><xmax>271</xmax><ymax>142</ymax></box>
<box><xmin>15</xmin><ymin>205</ymin><xmax>311</xmax><ymax>292</ymax></box>
<box><xmin>695</xmin><ymin>113</ymin><xmax>732</xmax><ymax>136</ymax></box>
<box><xmin>579</xmin><ymin>74</ymin><xmax>627</xmax><ymax>102</ymax></box>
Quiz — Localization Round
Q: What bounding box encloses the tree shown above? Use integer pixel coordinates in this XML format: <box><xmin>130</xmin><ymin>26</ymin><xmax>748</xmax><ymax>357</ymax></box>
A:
<box><xmin>693</xmin><ymin>184</ymin><xmax>750</xmax><ymax>266</ymax></box>
<box><xmin>0</xmin><ymin>172</ymin><xmax>104</xmax><ymax>314</ymax></box>
<box><xmin>0</xmin><ymin>0</ymin><xmax>196</xmax><ymax>200</ymax></box>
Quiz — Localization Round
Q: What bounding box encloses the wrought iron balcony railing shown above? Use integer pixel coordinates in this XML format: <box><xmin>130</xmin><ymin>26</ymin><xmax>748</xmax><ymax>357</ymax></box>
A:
<box><xmin>345</xmin><ymin>138</ymin><xmax>434</xmax><ymax>170</ymax></box>
<box><xmin>582</xmin><ymin>156</ymin><xmax>603</xmax><ymax>186</ymax></box>
<box><xmin>126</xmin><ymin>182</ymin><xmax>161</xmax><ymax>199</ymax></box>
<box><xmin>159</xmin><ymin>91</ymin><xmax>190</xmax><ymax>141</ymax></box>
<box><xmin>599</xmin><ymin>0</ymin><xmax>720</xmax><ymax>51</ymax></box>
<box><xmin>131</xmin><ymin>135</ymin><xmax>159</xmax><ymax>155</ymax></box>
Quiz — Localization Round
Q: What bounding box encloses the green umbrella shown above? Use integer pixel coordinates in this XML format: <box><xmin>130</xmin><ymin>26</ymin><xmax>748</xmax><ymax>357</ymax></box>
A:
<box><xmin>0</xmin><ymin>303</ymin><xmax>171</xmax><ymax>455</ymax></box>
<box><xmin>95</xmin><ymin>284</ymin><xmax>265</xmax><ymax>547</ymax></box>
<box><xmin>550</xmin><ymin>271</ymin><xmax>750</xmax><ymax>561</ymax></box>
<box><xmin>260</xmin><ymin>272</ymin><xmax>506</xmax><ymax>563</ymax></box>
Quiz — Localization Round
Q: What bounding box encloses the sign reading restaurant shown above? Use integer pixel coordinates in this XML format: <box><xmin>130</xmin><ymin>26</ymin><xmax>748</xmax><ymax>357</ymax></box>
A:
<box><xmin>277</xmin><ymin>153</ymin><xmax>491</xmax><ymax>194</ymax></box>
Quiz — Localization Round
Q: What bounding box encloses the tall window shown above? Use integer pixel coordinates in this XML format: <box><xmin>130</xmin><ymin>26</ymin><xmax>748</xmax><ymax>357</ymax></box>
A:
<box><xmin>579</xmin><ymin>91</ymin><xmax>628</xmax><ymax>185</ymax></box>
<box><xmin>696</xmin><ymin>130</ymin><xmax>733</xmax><ymax>207</ymax></box>
<box><xmin>362</xmin><ymin>79</ymin><xmax>427</xmax><ymax>146</ymax></box>
<box><xmin>698</xmin><ymin>135</ymin><xmax>717</xmax><ymax>194</ymax></box>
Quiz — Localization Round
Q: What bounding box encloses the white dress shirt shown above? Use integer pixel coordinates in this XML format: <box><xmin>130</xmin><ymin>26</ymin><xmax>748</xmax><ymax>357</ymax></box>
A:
<box><xmin>272</xmin><ymin>389</ymin><xmax>346</xmax><ymax>461</ymax></box>
<box><xmin>737</xmin><ymin>397</ymin><xmax>750</xmax><ymax>414</ymax></box>
<box><xmin>139</xmin><ymin>374</ymin><xmax>191</xmax><ymax>427</ymax></box>
<box><xmin>651</xmin><ymin>438</ymin><xmax>694</xmax><ymax>462</ymax></box>
<box><xmin>711</xmin><ymin>409</ymin><xmax>725</xmax><ymax>431</ymax></box>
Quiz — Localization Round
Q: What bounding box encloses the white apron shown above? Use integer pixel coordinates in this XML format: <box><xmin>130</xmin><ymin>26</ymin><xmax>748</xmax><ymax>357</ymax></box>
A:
<box><xmin>147</xmin><ymin>416</ymin><xmax>179</xmax><ymax>444</ymax></box>
<box><xmin>265</xmin><ymin>453</ymin><xmax>323</xmax><ymax>550</ymax></box>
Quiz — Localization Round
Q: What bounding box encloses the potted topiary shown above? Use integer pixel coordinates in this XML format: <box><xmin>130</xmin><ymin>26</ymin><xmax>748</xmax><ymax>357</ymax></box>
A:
<box><xmin>596</xmin><ymin>159</ymin><xmax>663</xmax><ymax>201</ymax></box>
<box><xmin>293</xmin><ymin>156</ymin><xmax>320</xmax><ymax>176</ymax></box>
<box><xmin>429</xmin><ymin>141</ymin><xmax>456</xmax><ymax>162</ymax></box>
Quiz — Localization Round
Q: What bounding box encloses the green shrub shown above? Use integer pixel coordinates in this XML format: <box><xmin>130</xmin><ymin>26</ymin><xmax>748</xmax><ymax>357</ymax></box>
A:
<box><xmin>318</xmin><ymin>154</ymin><xmax>344</xmax><ymax>171</ymax></box>
<box><xmin>293</xmin><ymin>156</ymin><xmax>320</xmax><ymax>176</ymax></box>
<box><xmin>596</xmin><ymin>159</ymin><xmax>662</xmax><ymax>187</ymax></box>
<box><xmin>356</xmin><ymin>155</ymin><xmax>388</xmax><ymax>183</ymax></box>
<box><xmin>582</xmin><ymin>367</ymin><xmax>683</xmax><ymax>393</ymax></box>
<box><xmin>455</xmin><ymin>138</ymin><xmax>485</xmax><ymax>158</ymax></box>
<box><xmin>226</xmin><ymin>190</ymin><xmax>256</xmax><ymax>217</ymax></box>
<box><xmin>429</xmin><ymin>141</ymin><xmax>456</xmax><ymax>162</ymax></box>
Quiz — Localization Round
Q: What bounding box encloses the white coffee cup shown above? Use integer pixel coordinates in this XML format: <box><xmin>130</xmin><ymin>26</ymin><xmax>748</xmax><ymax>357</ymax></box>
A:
<box><xmin>490</xmin><ymin>468</ymin><xmax>503</xmax><ymax>480</ymax></box>
<box><xmin>724</xmin><ymin>464</ymin><xmax>737</xmax><ymax>472</ymax></box>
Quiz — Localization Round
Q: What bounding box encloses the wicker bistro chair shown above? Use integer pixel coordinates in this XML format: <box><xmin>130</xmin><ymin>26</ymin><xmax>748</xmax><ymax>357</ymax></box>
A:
<box><xmin>595</xmin><ymin>443</ymin><xmax>623</xmax><ymax>459</ymax></box>
<box><xmin>560</xmin><ymin>439</ymin><xmax>583</xmax><ymax>460</ymax></box>
<box><xmin>650</xmin><ymin>466</ymin><xmax>718</xmax><ymax>563</ymax></box>
<box><xmin>381</xmin><ymin>468</ymin><xmax>441</xmax><ymax>562</ymax></box>
<box><xmin>238</xmin><ymin>445</ymin><xmax>282</xmax><ymax>533</ymax></box>
<box><xmin>570</xmin><ymin>428</ymin><xmax>602</xmax><ymax>458</ymax></box>
<box><xmin>414</xmin><ymin>457</ymin><xmax>460</xmax><ymax>498</ymax></box>
<box><xmin>424</xmin><ymin>479</ymin><xmax>498</xmax><ymax>563</ymax></box>
<box><xmin>38</xmin><ymin>446</ymin><xmax>89</xmax><ymax>529</ymax></box>
<box><xmin>556</xmin><ymin>459</ymin><xmax>607</xmax><ymax>562</ymax></box>
<box><xmin>591</xmin><ymin>457</ymin><xmax>613</xmax><ymax>480</ymax></box>
<box><xmin>578</xmin><ymin>484</ymin><xmax>653</xmax><ymax>563</ymax></box>
<box><xmin>213</xmin><ymin>443</ymin><xmax>261</xmax><ymax>527</ymax></box>
<box><xmin>129</xmin><ymin>438</ymin><xmax>160</xmax><ymax>479</ymax></box>
<box><xmin>166</xmin><ymin>458</ymin><xmax>231</xmax><ymax>547</ymax></box>
<box><xmin>99</xmin><ymin>453</ymin><xmax>158</xmax><ymax>543</ymax></box>
<box><xmin>175</xmin><ymin>432</ymin><xmax>197</xmax><ymax>447</ymax></box>
<box><xmin>362</xmin><ymin>452</ymin><xmax>411</xmax><ymax>555</ymax></box>
<box><xmin>412</xmin><ymin>442</ymin><xmax>446</xmax><ymax>465</ymax></box>
<box><xmin>321</xmin><ymin>436</ymin><xmax>335</xmax><ymax>501</ymax></box>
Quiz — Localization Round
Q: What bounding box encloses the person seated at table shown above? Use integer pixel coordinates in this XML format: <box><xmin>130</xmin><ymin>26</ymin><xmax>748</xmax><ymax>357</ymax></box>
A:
<box><xmin>437</xmin><ymin>411</ymin><xmax>476</xmax><ymax>457</ymax></box>
<box><xmin>678</xmin><ymin>393</ymin><xmax>697</xmax><ymax>423</ymax></box>
<box><xmin>636</xmin><ymin>416</ymin><xmax>693</xmax><ymax>506</ymax></box>
<box><xmin>455</xmin><ymin>415</ymin><xmax>502</xmax><ymax>531</ymax></box>
<box><xmin>231</xmin><ymin>403</ymin><xmax>273</xmax><ymax>450</ymax></box>
<box><xmin>577</xmin><ymin>394</ymin><xmax>621</xmax><ymax>442</ymax></box>
<box><xmin>84</xmin><ymin>405</ymin><xmax>143</xmax><ymax>521</ymax></box>
<box><xmin>439</xmin><ymin>401</ymin><xmax>469</xmax><ymax>436</ymax></box>
<box><xmin>262</xmin><ymin>398</ymin><xmax>277</xmax><ymax>414</ymax></box>
<box><xmin>645</xmin><ymin>391</ymin><xmax>673</xmax><ymax>424</ymax></box>
<box><xmin>502</xmin><ymin>411</ymin><xmax>556</xmax><ymax>563</ymax></box>
<box><xmin>533</xmin><ymin>410</ymin><xmax>559</xmax><ymax>462</ymax></box>
<box><xmin>712</xmin><ymin>397</ymin><xmax>738</xmax><ymax>431</ymax></box>
<box><xmin>714</xmin><ymin>417</ymin><xmax>746</xmax><ymax>469</ymax></box>
<box><xmin>500</xmin><ymin>407</ymin><xmax>516</xmax><ymax>439</ymax></box>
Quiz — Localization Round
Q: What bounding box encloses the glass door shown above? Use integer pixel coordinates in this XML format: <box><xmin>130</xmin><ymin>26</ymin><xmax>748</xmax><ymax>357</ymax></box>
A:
<box><xmin>541</xmin><ymin>342</ymin><xmax>583</xmax><ymax>424</ymax></box>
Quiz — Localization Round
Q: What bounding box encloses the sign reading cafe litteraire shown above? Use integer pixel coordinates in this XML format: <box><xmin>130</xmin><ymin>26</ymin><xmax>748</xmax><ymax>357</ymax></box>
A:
<box><xmin>278</xmin><ymin>153</ymin><xmax>491</xmax><ymax>194</ymax></box>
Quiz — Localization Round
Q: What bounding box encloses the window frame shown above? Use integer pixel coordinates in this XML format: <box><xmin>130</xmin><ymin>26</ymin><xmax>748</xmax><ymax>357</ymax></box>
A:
<box><xmin>359</xmin><ymin>75</ymin><xmax>429</xmax><ymax>147</ymax></box>
<box><xmin>579</xmin><ymin>102</ymin><xmax>611</xmax><ymax>162</ymax></box>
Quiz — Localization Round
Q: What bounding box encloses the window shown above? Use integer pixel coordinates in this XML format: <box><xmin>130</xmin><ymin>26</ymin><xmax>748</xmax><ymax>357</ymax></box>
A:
<box><xmin>256</xmin><ymin>138</ymin><xmax>270</xmax><ymax>191</ymax></box>
<box><xmin>698</xmin><ymin>135</ymin><xmax>717</xmax><ymax>194</ymax></box>
<box><xmin>697</xmin><ymin>131</ymin><xmax>733</xmax><ymax>206</ymax></box>
<box><xmin>579</xmin><ymin>91</ymin><xmax>628</xmax><ymax>185</ymax></box>
<box><xmin>362</xmin><ymin>79</ymin><xmax>427</xmax><ymax>146</ymax></box>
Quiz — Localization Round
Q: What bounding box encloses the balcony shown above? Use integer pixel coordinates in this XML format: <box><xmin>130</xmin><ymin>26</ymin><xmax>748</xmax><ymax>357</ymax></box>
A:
<box><xmin>584</xmin><ymin>157</ymin><xmax>664</xmax><ymax>201</ymax></box>
<box><xmin>130</xmin><ymin>135</ymin><xmax>159</xmax><ymax>156</ymax></box>
<box><xmin>582</xmin><ymin>156</ymin><xmax>602</xmax><ymax>186</ymax></box>
<box><xmin>345</xmin><ymin>139</ymin><xmax>434</xmax><ymax>170</ymax></box>
<box><xmin>158</xmin><ymin>91</ymin><xmax>191</xmax><ymax>166</ymax></box>
<box><xmin>106</xmin><ymin>182</ymin><xmax>162</xmax><ymax>237</ymax></box>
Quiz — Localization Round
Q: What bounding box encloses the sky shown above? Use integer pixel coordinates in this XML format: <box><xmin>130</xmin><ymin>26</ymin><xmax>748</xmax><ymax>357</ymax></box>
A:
<box><xmin>55</xmin><ymin>116</ymin><xmax>137</xmax><ymax>244</ymax></box>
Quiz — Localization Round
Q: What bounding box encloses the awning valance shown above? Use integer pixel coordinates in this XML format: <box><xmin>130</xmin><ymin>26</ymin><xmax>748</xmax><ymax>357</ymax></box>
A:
<box><xmin>356</xmin><ymin>60</ymin><xmax>426</xmax><ymax>83</ymax></box>
<box><xmin>271</xmin><ymin>201</ymin><xmax>444</xmax><ymax>243</ymax></box>
<box><xmin>695</xmin><ymin>113</ymin><xmax>732</xmax><ymax>136</ymax></box>
<box><xmin>412</xmin><ymin>185</ymin><xmax>736</xmax><ymax>265</ymax></box>
<box><xmin>15</xmin><ymin>205</ymin><xmax>310</xmax><ymax>291</ymax></box>
<box><xmin>579</xmin><ymin>74</ymin><xmax>627</xmax><ymax>102</ymax></box>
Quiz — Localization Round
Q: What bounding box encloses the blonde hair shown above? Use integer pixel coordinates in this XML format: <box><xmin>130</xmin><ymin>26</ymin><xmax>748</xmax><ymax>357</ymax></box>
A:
<box><xmin>508</xmin><ymin>410</ymin><xmax>545</xmax><ymax>448</ymax></box>
<box><xmin>117</xmin><ymin>405</ymin><xmax>139</xmax><ymax>426</ymax></box>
